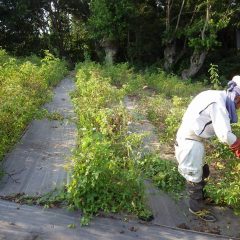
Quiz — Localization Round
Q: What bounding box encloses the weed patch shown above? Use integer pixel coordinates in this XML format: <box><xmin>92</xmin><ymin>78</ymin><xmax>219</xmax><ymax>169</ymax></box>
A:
<box><xmin>139</xmin><ymin>154</ymin><xmax>185</xmax><ymax>198</ymax></box>
<box><xmin>0</xmin><ymin>50</ymin><xmax>67</xmax><ymax>162</ymax></box>
<box><xmin>67</xmin><ymin>61</ymin><xmax>240</xmax><ymax>221</ymax></box>
<box><xmin>67</xmin><ymin>62</ymin><xmax>151</xmax><ymax>225</ymax></box>
<box><xmin>204</xmin><ymin>125</ymin><xmax>240</xmax><ymax>214</ymax></box>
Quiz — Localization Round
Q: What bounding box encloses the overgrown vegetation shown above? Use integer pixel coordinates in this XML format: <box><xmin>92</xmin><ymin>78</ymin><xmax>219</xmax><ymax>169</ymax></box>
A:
<box><xmin>65</xmin><ymin>62</ymin><xmax>222</xmax><ymax>224</ymax></box>
<box><xmin>1</xmin><ymin>1</ymin><xmax>239</xmax><ymax>79</ymax></box>
<box><xmin>1</xmin><ymin>49</ymin><xmax>239</xmax><ymax>223</ymax></box>
<box><xmin>140</xmin><ymin>154</ymin><xmax>186</xmax><ymax>199</ymax></box>
<box><xmin>67</xmin><ymin>62</ymin><xmax>151</xmax><ymax>225</ymax></box>
<box><xmin>205</xmin><ymin>124</ymin><xmax>240</xmax><ymax>215</ymax></box>
<box><xmin>70</xmin><ymin>62</ymin><xmax>240</xmax><ymax>216</ymax></box>
<box><xmin>120</xmin><ymin>63</ymin><xmax>240</xmax><ymax>214</ymax></box>
<box><xmin>0</xmin><ymin>49</ymin><xmax>67</xmax><ymax>161</ymax></box>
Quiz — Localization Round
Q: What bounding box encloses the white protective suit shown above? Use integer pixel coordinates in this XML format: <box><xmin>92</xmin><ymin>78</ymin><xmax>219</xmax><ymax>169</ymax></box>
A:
<box><xmin>175</xmin><ymin>90</ymin><xmax>237</xmax><ymax>183</ymax></box>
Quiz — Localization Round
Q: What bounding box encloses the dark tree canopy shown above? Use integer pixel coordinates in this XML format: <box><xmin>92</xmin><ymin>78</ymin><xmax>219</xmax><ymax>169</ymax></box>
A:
<box><xmin>0</xmin><ymin>0</ymin><xmax>239</xmax><ymax>78</ymax></box>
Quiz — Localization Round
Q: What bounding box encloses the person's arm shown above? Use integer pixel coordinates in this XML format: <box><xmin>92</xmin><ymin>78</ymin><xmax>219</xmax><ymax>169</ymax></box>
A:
<box><xmin>209</xmin><ymin>103</ymin><xmax>236</xmax><ymax>145</ymax></box>
<box><xmin>210</xmin><ymin>103</ymin><xmax>240</xmax><ymax>158</ymax></box>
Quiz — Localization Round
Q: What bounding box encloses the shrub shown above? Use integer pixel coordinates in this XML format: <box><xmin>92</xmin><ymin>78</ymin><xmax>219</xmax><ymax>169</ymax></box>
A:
<box><xmin>67</xmin><ymin>62</ymin><xmax>150</xmax><ymax>224</ymax></box>
<box><xmin>0</xmin><ymin>49</ymin><xmax>67</xmax><ymax>160</ymax></box>
<box><xmin>140</xmin><ymin>154</ymin><xmax>185</xmax><ymax>198</ymax></box>
<box><xmin>205</xmin><ymin>124</ymin><xmax>240</xmax><ymax>214</ymax></box>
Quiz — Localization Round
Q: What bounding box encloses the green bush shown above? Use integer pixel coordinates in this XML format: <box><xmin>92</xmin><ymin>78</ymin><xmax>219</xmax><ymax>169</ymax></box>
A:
<box><xmin>139</xmin><ymin>94</ymin><xmax>171</xmax><ymax>125</ymax></box>
<box><xmin>67</xmin><ymin>62</ymin><xmax>150</xmax><ymax>224</ymax></box>
<box><xmin>89</xmin><ymin>63</ymin><xmax>207</xmax><ymax>98</ymax></box>
<box><xmin>204</xmin><ymin>124</ymin><xmax>240</xmax><ymax>214</ymax></box>
<box><xmin>162</xmin><ymin>96</ymin><xmax>190</xmax><ymax>143</ymax></box>
<box><xmin>140</xmin><ymin>154</ymin><xmax>185</xmax><ymax>197</ymax></box>
<box><xmin>143</xmin><ymin>69</ymin><xmax>207</xmax><ymax>98</ymax></box>
<box><xmin>0</xmin><ymin>49</ymin><xmax>67</xmax><ymax>160</ymax></box>
<box><xmin>69</xmin><ymin>61</ymin><xmax>240</xmax><ymax>219</ymax></box>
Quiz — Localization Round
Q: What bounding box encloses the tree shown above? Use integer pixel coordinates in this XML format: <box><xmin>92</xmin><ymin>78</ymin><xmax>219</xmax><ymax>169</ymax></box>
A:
<box><xmin>126</xmin><ymin>0</ymin><xmax>164</xmax><ymax>64</ymax></box>
<box><xmin>162</xmin><ymin>0</ymin><xmax>188</xmax><ymax>72</ymax></box>
<box><xmin>0</xmin><ymin>0</ymin><xmax>47</xmax><ymax>55</ymax></box>
<box><xmin>0</xmin><ymin>0</ymin><xmax>91</xmax><ymax>61</ymax></box>
<box><xmin>181</xmin><ymin>0</ymin><xmax>232</xmax><ymax>79</ymax></box>
<box><xmin>43</xmin><ymin>0</ymin><xmax>71</xmax><ymax>58</ymax></box>
<box><xmin>88</xmin><ymin>0</ymin><xmax>135</xmax><ymax>64</ymax></box>
<box><xmin>161</xmin><ymin>0</ymin><xmax>234</xmax><ymax>79</ymax></box>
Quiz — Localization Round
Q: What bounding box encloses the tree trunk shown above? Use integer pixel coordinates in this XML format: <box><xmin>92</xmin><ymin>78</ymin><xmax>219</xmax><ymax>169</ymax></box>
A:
<box><xmin>104</xmin><ymin>47</ymin><xmax>117</xmax><ymax>65</ymax></box>
<box><xmin>101</xmin><ymin>39</ymin><xmax>118</xmax><ymax>65</ymax></box>
<box><xmin>164</xmin><ymin>40</ymin><xmax>176</xmax><ymax>72</ymax></box>
<box><xmin>181</xmin><ymin>50</ymin><xmax>207</xmax><ymax>80</ymax></box>
<box><xmin>181</xmin><ymin>0</ymin><xmax>210</xmax><ymax>80</ymax></box>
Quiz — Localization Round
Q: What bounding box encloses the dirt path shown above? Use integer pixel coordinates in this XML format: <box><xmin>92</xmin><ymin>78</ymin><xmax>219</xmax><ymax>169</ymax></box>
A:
<box><xmin>124</xmin><ymin>95</ymin><xmax>240</xmax><ymax>239</ymax></box>
<box><xmin>0</xmin><ymin>77</ymin><xmax>77</xmax><ymax>196</ymax></box>
<box><xmin>124</xmin><ymin>95</ymin><xmax>174</xmax><ymax>160</ymax></box>
<box><xmin>0</xmin><ymin>198</ymin><xmax>229</xmax><ymax>240</ymax></box>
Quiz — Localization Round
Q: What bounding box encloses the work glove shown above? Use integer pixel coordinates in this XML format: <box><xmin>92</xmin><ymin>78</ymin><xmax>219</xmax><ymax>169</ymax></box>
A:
<box><xmin>230</xmin><ymin>139</ymin><xmax>240</xmax><ymax>158</ymax></box>
<box><xmin>234</xmin><ymin>149</ymin><xmax>240</xmax><ymax>158</ymax></box>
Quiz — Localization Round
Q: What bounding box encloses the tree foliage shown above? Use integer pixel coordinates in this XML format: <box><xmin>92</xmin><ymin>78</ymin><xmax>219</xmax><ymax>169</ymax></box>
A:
<box><xmin>0</xmin><ymin>0</ymin><xmax>46</xmax><ymax>55</ymax></box>
<box><xmin>88</xmin><ymin>0</ymin><xmax>132</xmax><ymax>42</ymax></box>
<box><xmin>0</xmin><ymin>0</ymin><xmax>239</xmax><ymax>77</ymax></box>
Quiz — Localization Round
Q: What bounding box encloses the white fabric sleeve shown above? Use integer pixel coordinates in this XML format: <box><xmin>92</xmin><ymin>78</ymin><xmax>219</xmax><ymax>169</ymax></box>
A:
<box><xmin>209</xmin><ymin>103</ymin><xmax>237</xmax><ymax>145</ymax></box>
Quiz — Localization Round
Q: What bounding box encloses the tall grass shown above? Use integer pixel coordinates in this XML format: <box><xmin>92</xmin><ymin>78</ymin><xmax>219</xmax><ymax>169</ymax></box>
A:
<box><xmin>96</xmin><ymin>62</ymin><xmax>240</xmax><ymax>214</ymax></box>
<box><xmin>68</xmin><ymin>62</ymin><xmax>150</xmax><ymax>224</ymax></box>
<box><xmin>0</xmin><ymin>49</ymin><xmax>67</xmax><ymax>161</ymax></box>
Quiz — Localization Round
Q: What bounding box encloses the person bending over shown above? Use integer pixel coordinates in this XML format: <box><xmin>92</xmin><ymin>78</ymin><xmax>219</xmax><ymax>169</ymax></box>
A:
<box><xmin>175</xmin><ymin>75</ymin><xmax>240</xmax><ymax>222</ymax></box>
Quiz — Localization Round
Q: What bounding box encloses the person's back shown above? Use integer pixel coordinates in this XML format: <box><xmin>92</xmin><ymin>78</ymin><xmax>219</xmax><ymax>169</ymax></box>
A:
<box><xmin>176</xmin><ymin>89</ymin><xmax>231</xmax><ymax>143</ymax></box>
<box><xmin>174</xmin><ymin>76</ymin><xmax>240</xmax><ymax>222</ymax></box>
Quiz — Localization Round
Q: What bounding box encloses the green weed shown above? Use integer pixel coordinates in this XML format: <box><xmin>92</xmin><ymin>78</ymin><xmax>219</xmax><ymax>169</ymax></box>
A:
<box><xmin>140</xmin><ymin>154</ymin><xmax>185</xmax><ymax>198</ymax></box>
<box><xmin>67</xmin><ymin>62</ymin><xmax>149</xmax><ymax>225</ymax></box>
<box><xmin>208</xmin><ymin>63</ymin><xmax>221</xmax><ymax>89</ymax></box>
<box><xmin>162</xmin><ymin>96</ymin><xmax>189</xmax><ymax>143</ymax></box>
<box><xmin>0</xmin><ymin>49</ymin><xmax>67</xmax><ymax>162</ymax></box>
<box><xmin>68</xmin><ymin>61</ymin><xmax>240</xmax><ymax>220</ymax></box>
<box><xmin>204</xmin><ymin>128</ymin><xmax>240</xmax><ymax>213</ymax></box>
